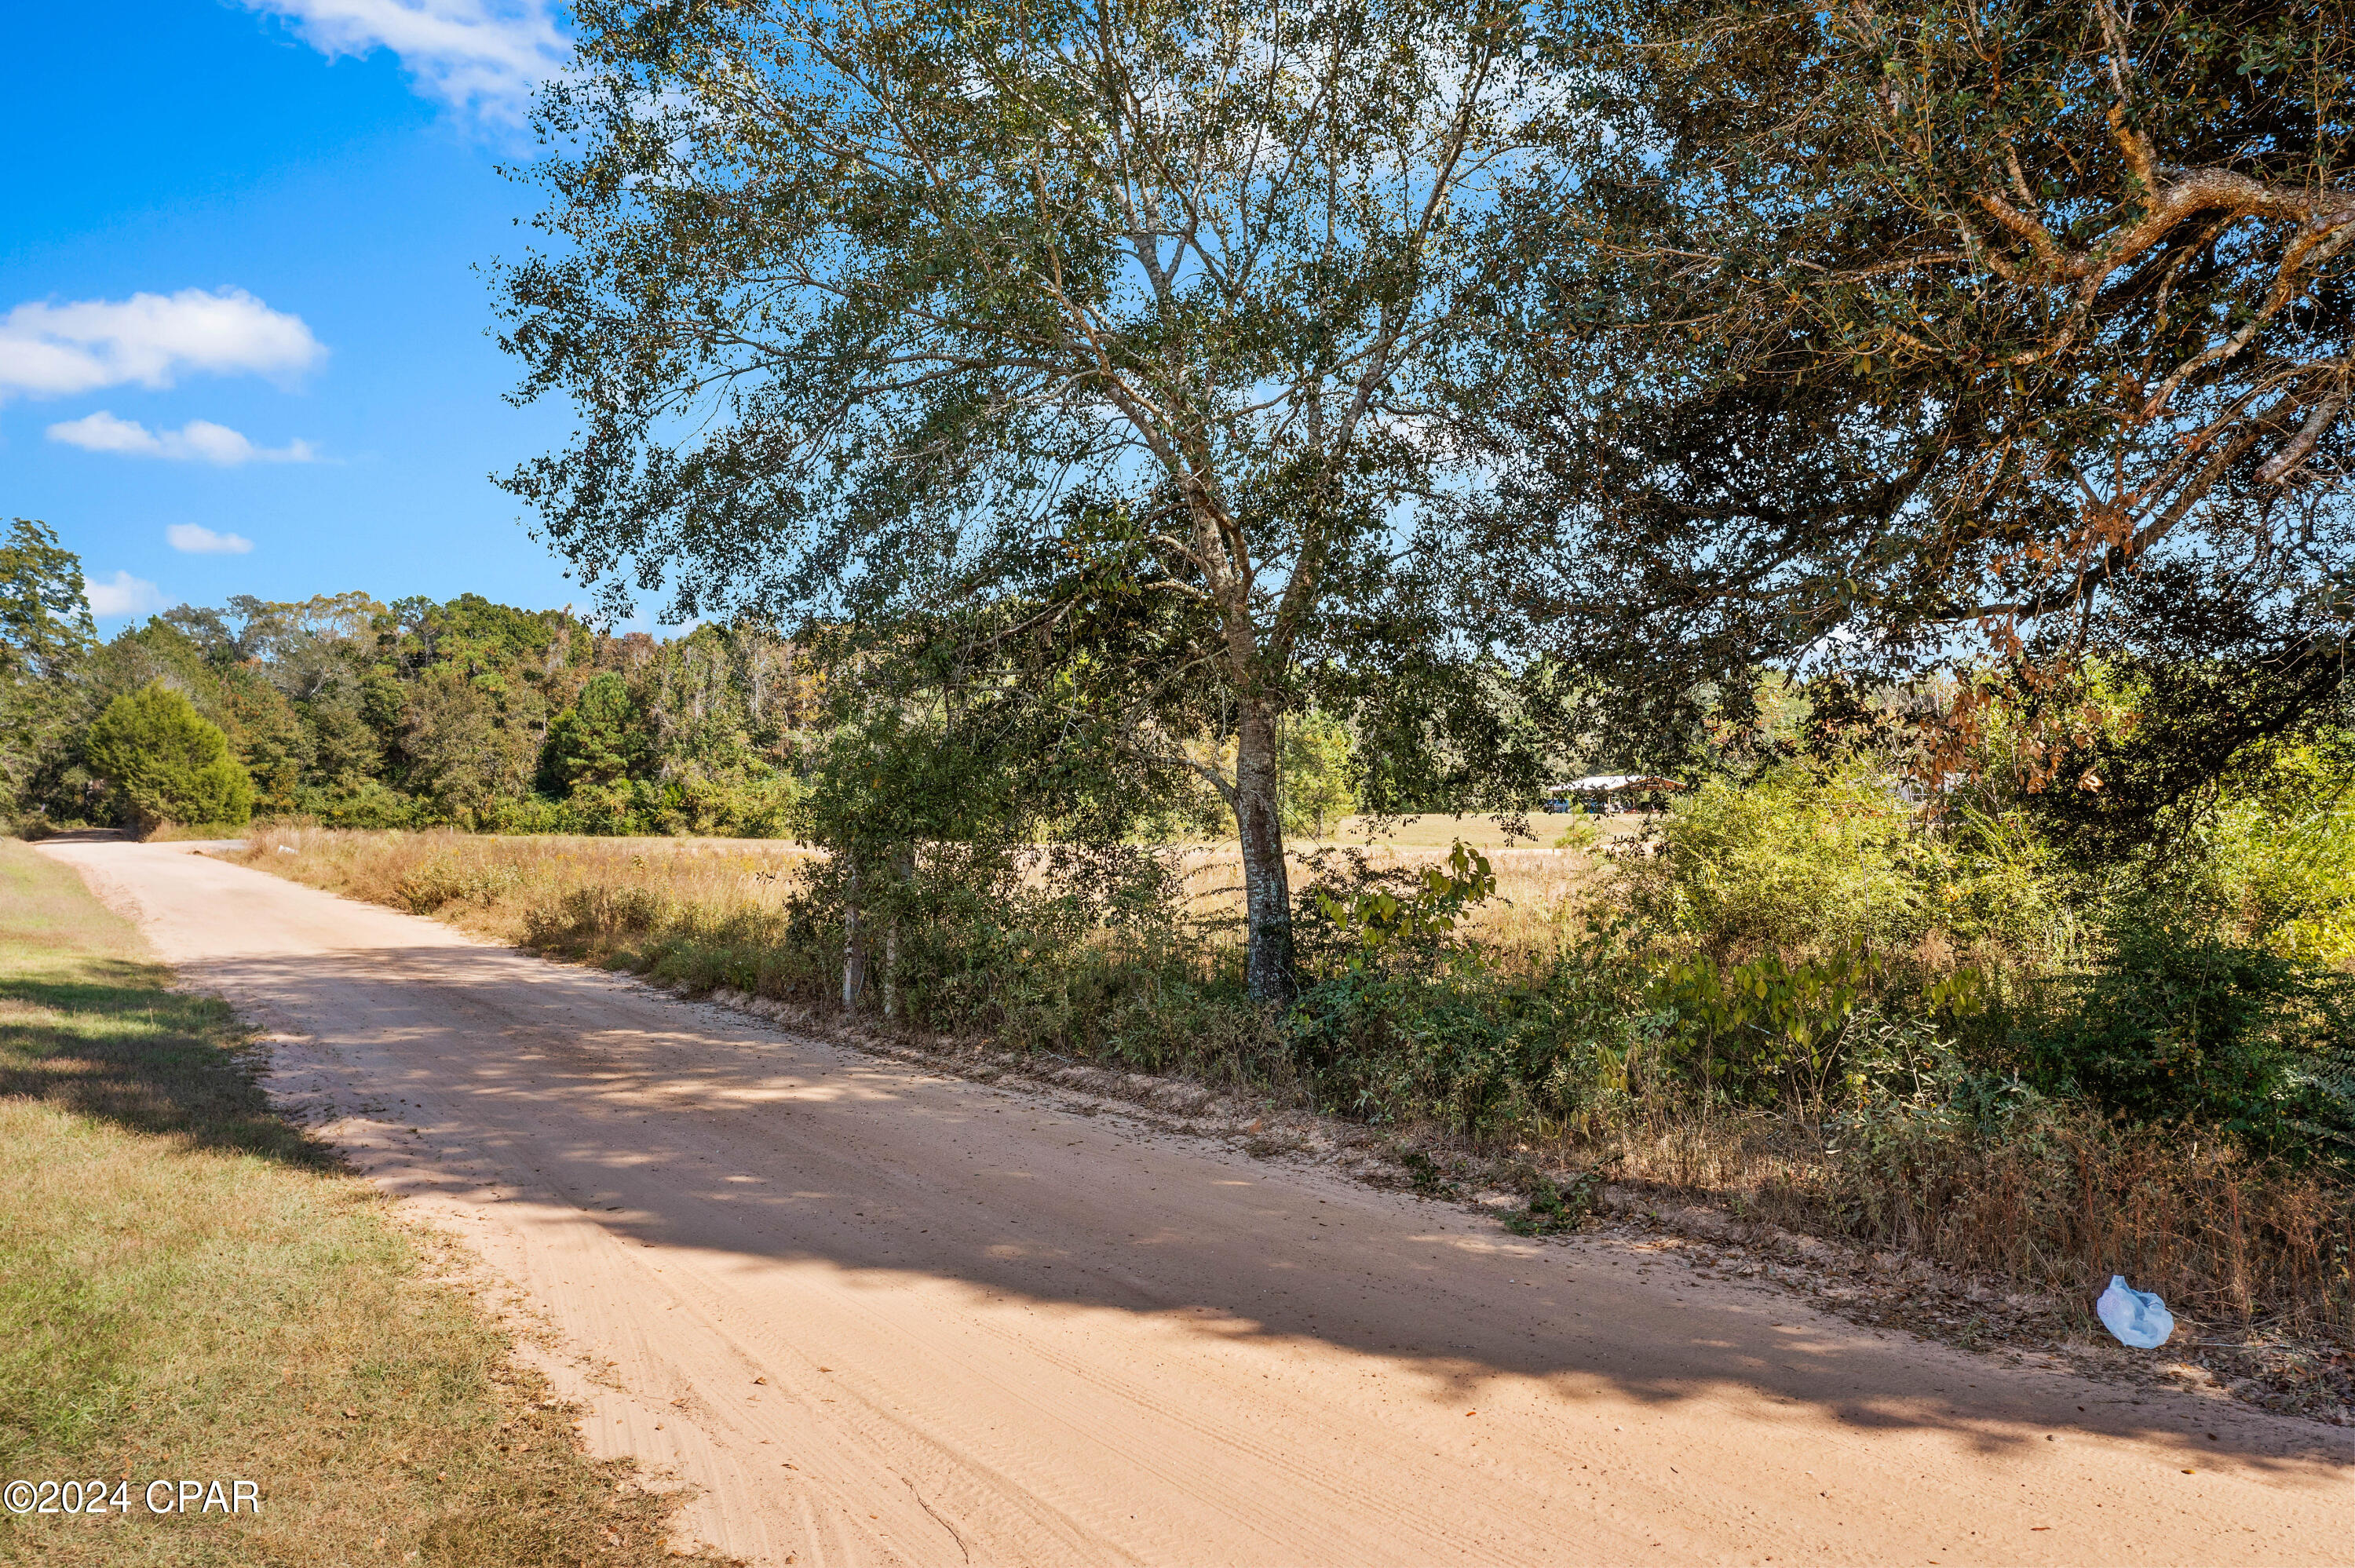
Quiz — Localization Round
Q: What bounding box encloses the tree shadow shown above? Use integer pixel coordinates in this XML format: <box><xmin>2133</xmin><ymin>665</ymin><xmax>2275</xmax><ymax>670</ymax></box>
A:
<box><xmin>157</xmin><ymin>938</ymin><xmax>2355</xmax><ymax>1480</ymax></box>
<box><xmin>0</xmin><ymin>953</ymin><xmax>338</xmax><ymax>1171</ymax></box>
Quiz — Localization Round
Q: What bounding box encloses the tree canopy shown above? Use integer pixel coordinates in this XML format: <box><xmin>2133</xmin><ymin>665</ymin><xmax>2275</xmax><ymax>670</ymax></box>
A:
<box><xmin>496</xmin><ymin>0</ymin><xmax>1587</xmax><ymax>999</ymax></box>
<box><xmin>1455</xmin><ymin>0</ymin><xmax>2354</xmax><ymax>779</ymax></box>
<box><xmin>83</xmin><ymin>683</ymin><xmax>255</xmax><ymax>833</ymax></box>
<box><xmin>0</xmin><ymin>519</ymin><xmax>95</xmax><ymax>814</ymax></box>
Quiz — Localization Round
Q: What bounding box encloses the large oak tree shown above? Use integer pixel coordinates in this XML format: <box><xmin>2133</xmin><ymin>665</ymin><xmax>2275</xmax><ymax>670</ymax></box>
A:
<box><xmin>1459</xmin><ymin>0</ymin><xmax>2355</xmax><ymax>796</ymax></box>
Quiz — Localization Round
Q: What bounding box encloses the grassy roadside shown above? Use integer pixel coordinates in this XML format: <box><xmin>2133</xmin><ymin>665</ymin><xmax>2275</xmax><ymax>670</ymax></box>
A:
<box><xmin>0</xmin><ymin>839</ymin><xmax>711</xmax><ymax>1566</ymax></box>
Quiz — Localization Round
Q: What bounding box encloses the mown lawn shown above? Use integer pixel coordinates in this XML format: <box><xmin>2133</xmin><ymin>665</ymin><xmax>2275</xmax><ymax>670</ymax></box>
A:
<box><xmin>0</xmin><ymin>838</ymin><xmax>711</xmax><ymax>1566</ymax></box>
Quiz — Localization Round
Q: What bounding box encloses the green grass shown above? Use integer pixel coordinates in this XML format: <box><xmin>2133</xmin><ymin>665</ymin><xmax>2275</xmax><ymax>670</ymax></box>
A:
<box><xmin>0</xmin><ymin>840</ymin><xmax>713</xmax><ymax>1566</ymax></box>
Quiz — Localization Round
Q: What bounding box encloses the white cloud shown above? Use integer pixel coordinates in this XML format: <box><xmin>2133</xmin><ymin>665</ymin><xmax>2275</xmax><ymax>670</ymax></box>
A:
<box><xmin>166</xmin><ymin>523</ymin><xmax>257</xmax><ymax>556</ymax></box>
<box><xmin>0</xmin><ymin>288</ymin><xmax>324</xmax><ymax>403</ymax></box>
<box><xmin>46</xmin><ymin>411</ymin><xmax>319</xmax><ymax>467</ymax></box>
<box><xmin>243</xmin><ymin>0</ymin><xmax>568</xmax><ymax>119</ymax></box>
<box><xmin>83</xmin><ymin>571</ymin><xmax>172</xmax><ymax>619</ymax></box>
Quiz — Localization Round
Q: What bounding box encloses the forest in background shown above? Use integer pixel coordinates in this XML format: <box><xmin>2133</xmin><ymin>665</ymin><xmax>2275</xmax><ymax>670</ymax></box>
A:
<box><xmin>0</xmin><ymin>519</ymin><xmax>1360</xmax><ymax>845</ymax></box>
<box><xmin>7</xmin><ymin>574</ymin><xmax>811</xmax><ymax>837</ymax></box>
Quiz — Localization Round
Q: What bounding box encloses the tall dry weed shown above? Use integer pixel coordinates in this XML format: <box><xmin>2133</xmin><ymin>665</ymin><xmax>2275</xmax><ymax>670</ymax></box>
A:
<box><xmin>1593</xmin><ymin>1103</ymin><xmax>2353</xmax><ymax>1336</ymax></box>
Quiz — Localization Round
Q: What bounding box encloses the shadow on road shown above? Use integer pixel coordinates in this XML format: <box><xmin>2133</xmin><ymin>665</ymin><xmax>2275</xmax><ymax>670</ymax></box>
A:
<box><xmin>165</xmin><ymin>936</ymin><xmax>2355</xmax><ymax>1482</ymax></box>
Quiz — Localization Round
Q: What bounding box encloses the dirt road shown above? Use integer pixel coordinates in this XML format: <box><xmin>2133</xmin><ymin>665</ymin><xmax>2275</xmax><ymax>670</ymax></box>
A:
<box><xmin>40</xmin><ymin>840</ymin><xmax>2353</xmax><ymax>1566</ymax></box>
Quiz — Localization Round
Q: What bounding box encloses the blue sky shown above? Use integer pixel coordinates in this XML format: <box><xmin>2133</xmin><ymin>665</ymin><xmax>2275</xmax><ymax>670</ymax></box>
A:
<box><xmin>3</xmin><ymin>2</ymin><xmax>593</xmax><ymax>628</ymax></box>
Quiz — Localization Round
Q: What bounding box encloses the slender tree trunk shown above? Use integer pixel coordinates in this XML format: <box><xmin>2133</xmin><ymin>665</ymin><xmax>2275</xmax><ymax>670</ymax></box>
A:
<box><xmin>1232</xmin><ymin>697</ymin><xmax>1295</xmax><ymax>1008</ymax></box>
<box><xmin>841</xmin><ymin>854</ymin><xmax>866</xmax><ymax>1011</ymax></box>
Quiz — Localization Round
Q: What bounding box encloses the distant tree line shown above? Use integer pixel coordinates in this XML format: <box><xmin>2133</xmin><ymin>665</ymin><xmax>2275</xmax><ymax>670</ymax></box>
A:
<box><xmin>0</xmin><ymin>517</ymin><xmax>1362</xmax><ymax>841</ymax></box>
<box><xmin>0</xmin><ymin>520</ymin><xmax>816</xmax><ymax>834</ymax></box>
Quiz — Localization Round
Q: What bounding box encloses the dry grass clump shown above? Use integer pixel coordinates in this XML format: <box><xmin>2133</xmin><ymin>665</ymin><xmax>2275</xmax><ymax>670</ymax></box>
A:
<box><xmin>1581</xmin><ymin>1104</ymin><xmax>2355</xmax><ymax>1346</ymax></box>
<box><xmin>246</xmin><ymin>823</ymin><xmax>817</xmax><ymax>946</ymax></box>
<box><xmin>0</xmin><ymin>840</ymin><xmax>720</xmax><ymax>1566</ymax></box>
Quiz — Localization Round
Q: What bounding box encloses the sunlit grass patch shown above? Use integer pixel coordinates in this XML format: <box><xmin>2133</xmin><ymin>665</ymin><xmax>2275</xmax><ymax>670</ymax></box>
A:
<box><xmin>0</xmin><ymin>840</ymin><xmax>719</xmax><ymax>1566</ymax></box>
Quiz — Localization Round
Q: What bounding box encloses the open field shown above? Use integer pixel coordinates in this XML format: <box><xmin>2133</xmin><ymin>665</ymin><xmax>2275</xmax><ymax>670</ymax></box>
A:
<box><xmin>0</xmin><ymin>837</ymin><xmax>702</xmax><ymax>1566</ymax></box>
<box><xmin>31</xmin><ymin>836</ymin><xmax>2355</xmax><ymax>1566</ymax></box>
<box><xmin>239</xmin><ymin>822</ymin><xmax>1612</xmax><ymax>954</ymax></box>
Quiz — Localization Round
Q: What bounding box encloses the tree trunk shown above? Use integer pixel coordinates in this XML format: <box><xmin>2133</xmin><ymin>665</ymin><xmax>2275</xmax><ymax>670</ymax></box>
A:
<box><xmin>841</xmin><ymin>854</ymin><xmax>866</xmax><ymax>1011</ymax></box>
<box><xmin>1232</xmin><ymin>698</ymin><xmax>1296</xmax><ymax>1008</ymax></box>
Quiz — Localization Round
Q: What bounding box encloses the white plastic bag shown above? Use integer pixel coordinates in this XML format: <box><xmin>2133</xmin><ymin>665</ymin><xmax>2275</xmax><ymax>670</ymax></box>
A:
<box><xmin>2096</xmin><ymin>1274</ymin><xmax>2175</xmax><ymax>1349</ymax></box>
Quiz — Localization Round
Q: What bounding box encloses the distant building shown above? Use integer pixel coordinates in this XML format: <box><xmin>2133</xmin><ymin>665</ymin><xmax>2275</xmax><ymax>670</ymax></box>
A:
<box><xmin>1546</xmin><ymin>775</ymin><xmax>1685</xmax><ymax>814</ymax></box>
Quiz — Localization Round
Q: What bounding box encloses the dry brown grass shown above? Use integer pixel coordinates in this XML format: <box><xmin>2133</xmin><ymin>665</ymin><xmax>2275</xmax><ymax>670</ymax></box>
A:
<box><xmin>246</xmin><ymin>825</ymin><xmax>1613</xmax><ymax>956</ymax></box>
<box><xmin>245</xmin><ymin>824</ymin><xmax>820</xmax><ymax>946</ymax></box>
<box><xmin>1566</xmin><ymin>1105</ymin><xmax>2355</xmax><ymax>1348</ymax></box>
<box><xmin>1170</xmin><ymin>838</ymin><xmax>1615</xmax><ymax>954</ymax></box>
<box><xmin>0</xmin><ymin>839</ymin><xmax>725</xmax><ymax>1566</ymax></box>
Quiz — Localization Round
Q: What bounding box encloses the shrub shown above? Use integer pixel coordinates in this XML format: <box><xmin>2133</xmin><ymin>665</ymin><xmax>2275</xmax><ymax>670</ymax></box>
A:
<box><xmin>295</xmin><ymin>778</ymin><xmax>428</xmax><ymax>830</ymax></box>
<box><xmin>1627</xmin><ymin>760</ymin><xmax>1925</xmax><ymax>961</ymax></box>
<box><xmin>82</xmin><ymin>683</ymin><xmax>254</xmax><ymax>833</ymax></box>
<box><xmin>2164</xmin><ymin>745</ymin><xmax>2355</xmax><ymax>966</ymax></box>
<box><xmin>2006</xmin><ymin>917</ymin><xmax>2355</xmax><ymax>1167</ymax></box>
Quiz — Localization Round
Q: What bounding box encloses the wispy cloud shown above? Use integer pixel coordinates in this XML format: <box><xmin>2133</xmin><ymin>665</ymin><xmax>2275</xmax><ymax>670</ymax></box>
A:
<box><xmin>83</xmin><ymin>571</ymin><xmax>172</xmax><ymax>619</ymax></box>
<box><xmin>0</xmin><ymin>288</ymin><xmax>325</xmax><ymax>403</ymax></box>
<box><xmin>47</xmin><ymin>411</ymin><xmax>319</xmax><ymax>466</ymax></box>
<box><xmin>243</xmin><ymin>0</ymin><xmax>569</xmax><ymax>120</ymax></box>
<box><xmin>166</xmin><ymin>523</ymin><xmax>257</xmax><ymax>556</ymax></box>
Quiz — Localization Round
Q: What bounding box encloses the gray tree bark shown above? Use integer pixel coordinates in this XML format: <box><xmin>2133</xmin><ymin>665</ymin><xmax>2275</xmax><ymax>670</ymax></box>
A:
<box><xmin>841</xmin><ymin>855</ymin><xmax>866</xmax><ymax>1011</ymax></box>
<box><xmin>1232</xmin><ymin>698</ymin><xmax>1295</xmax><ymax>1008</ymax></box>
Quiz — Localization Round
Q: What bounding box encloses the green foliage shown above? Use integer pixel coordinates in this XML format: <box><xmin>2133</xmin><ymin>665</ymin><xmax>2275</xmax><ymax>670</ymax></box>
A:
<box><xmin>0</xmin><ymin>586</ymin><xmax>820</xmax><ymax>837</ymax></box>
<box><xmin>539</xmin><ymin>672</ymin><xmax>648</xmax><ymax>792</ymax></box>
<box><xmin>82</xmin><ymin>684</ymin><xmax>254</xmax><ymax>832</ymax></box>
<box><xmin>1469</xmin><ymin>0</ymin><xmax>2355</xmax><ymax>786</ymax></box>
<box><xmin>495</xmin><ymin>0</ymin><xmax>1592</xmax><ymax>1001</ymax></box>
<box><xmin>1280</xmin><ymin>710</ymin><xmax>1358</xmax><ymax>837</ymax></box>
<box><xmin>2006</xmin><ymin>919</ymin><xmax>2355</xmax><ymax>1167</ymax></box>
<box><xmin>1629</xmin><ymin>760</ymin><xmax>1923</xmax><ymax>959</ymax></box>
<box><xmin>1309</xmin><ymin>841</ymin><xmax>1498</xmax><ymax>962</ymax></box>
<box><xmin>1652</xmin><ymin>945</ymin><xmax>1874</xmax><ymax>1107</ymax></box>
<box><xmin>1290</xmin><ymin>935</ymin><xmax>1648</xmax><ymax>1137</ymax></box>
<box><xmin>1648</xmin><ymin>942</ymin><xmax>1987</xmax><ymax>1110</ymax></box>
<box><xmin>2155</xmin><ymin>742</ymin><xmax>2355</xmax><ymax>968</ymax></box>
<box><xmin>0</xmin><ymin>518</ymin><xmax>94</xmax><ymax>822</ymax></box>
<box><xmin>1550</xmin><ymin>811</ymin><xmax>1600</xmax><ymax>851</ymax></box>
<box><xmin>1604</xmin><ymin>722</ymin><xmax>2355</xmax><ymax>1166</ymax></box>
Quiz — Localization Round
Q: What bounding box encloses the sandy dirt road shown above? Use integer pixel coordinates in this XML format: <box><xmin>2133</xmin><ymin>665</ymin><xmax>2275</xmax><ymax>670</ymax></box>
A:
<box><xmin>39</xmin><ymin>839</ymin><xmax>2354</xmax><ymax>1566</ymax></box>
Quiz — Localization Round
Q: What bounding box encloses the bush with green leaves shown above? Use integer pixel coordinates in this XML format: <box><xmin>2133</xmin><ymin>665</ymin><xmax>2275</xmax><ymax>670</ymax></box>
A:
<box><xmin>1627</xmin><ymin>760</ymin><xmax>1926</xmax><ymax>961</ymax></box>
<box><xmin>2004</xmin><ymin>917</ymin><xmax>2355</xmax><ymax>1169</ymax></box>
<box><xmin>1290</xmin><ymin>851</ymin><xmax>1648</xmax><ymax>1136</ymax></box>
<box><xmin>1290</xmin><ymin>954</ymin><xmax>1646</xmax><ymax>1136</ymax></box>
<box><xmin>82</xmin><ymin>682</ymin><xmax>254</xmax><ymax>832</ymax></box>
<box><xmin>2156</xmin><ymin>742</ymin><xmax>2355</xmax><ymax>968</ymax></box>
